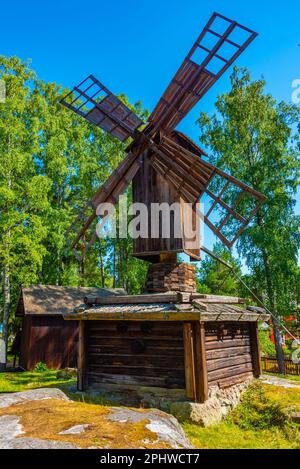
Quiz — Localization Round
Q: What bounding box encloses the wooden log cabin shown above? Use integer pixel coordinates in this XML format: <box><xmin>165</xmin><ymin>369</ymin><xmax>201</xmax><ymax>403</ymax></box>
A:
<box><xmin>64</xmin><ymin>288</ymin><xmax>269</xmax><ymax>402</ymax></box>
<box><xmin>16</xmin><ymin>285</ymin><xmax>126</xmax><ymax>370</ymax></box>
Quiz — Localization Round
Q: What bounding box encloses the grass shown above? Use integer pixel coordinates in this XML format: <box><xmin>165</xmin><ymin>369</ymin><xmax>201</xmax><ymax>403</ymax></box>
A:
<box><xmin>0</xmin><ymin>370</ymin><xmax>76</xmax><ymax>393</ymax></box>
<box><xmin>1</xmin><ymin>370</ymin><xmax>299</xmax><ymax>449</ymax></box>
<box><xmin>183</xmin><ymin>381</ymin><xmax>300</xmax><ymax>449</ymax></box>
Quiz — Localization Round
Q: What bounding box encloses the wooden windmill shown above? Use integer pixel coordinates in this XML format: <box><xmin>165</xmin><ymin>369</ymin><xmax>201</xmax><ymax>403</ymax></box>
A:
<box><xmin>61</xmin><ymin>12</ymin><xmax>266</xmax><ymax>292</ymax></box>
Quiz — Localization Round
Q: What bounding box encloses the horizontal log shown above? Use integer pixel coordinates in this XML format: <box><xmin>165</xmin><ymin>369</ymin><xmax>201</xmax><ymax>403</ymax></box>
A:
<box><xmin>84</xmin><ymin>292</ymin><xmax>179</xmax><ymax>305</ymax></box>
<box><xmin>207</xmin><ymin>362</ymin><xmax>253</xmax><ymax>382</ymax></box>
<box><xmin>192</xmin><ymin>294</ymin><xmax>247</xmax><ymax>304</ymax></box>
<box><xmin>206</xmin><ymin>345</ymin><xmax>251</xmax><ymax>360</ymax></box>
<box><xmin>88</xmin><ymin>372</ymin><xmax>185</xmax><ymax>388</ymax></box>
<box><xmin>88</xmin><ymin>364</ymin><xmax>185</xmax><ymax>377</ymax></box>
<box><xmin>88</xmin><ymin>335</ymin><xmax>183</xmax><ymax>345</ymax></box>
<box><xmin>205</xmin><ymin>338</ymin><xmax>251</xmax><ymax>350</ymax></box>
<box><xmin>88</xmin><ymin>351</ymin><xmax>183</xmax><ymax>370</ymax></box>
<box><xmin>209</xmin><ymin>371</ymin><xmax>254</xmax><ymax>389</ymax></box>
<box><xmin>87</xmin><ymin>347</ymin><xmax>184</xmax><ymax>358</ymax></box>
<box><xmin>65</xmin><ymin>310</ymin><xmax>203</xmax><ymax>321</ymax></box>
<box><xmin>207</xmin><ymin>356</ymin><xmax>252</xmax><ymax>372</ymax></box>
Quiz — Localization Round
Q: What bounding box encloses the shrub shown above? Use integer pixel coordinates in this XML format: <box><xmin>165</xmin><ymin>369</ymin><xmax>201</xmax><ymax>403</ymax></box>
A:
<box><xmin>229</xmin><ymin>381</ymin><xmax>286</xmax><ymax>430</ymax></box>
<box><xmin>34</xmin><ymin>362</ymin><xmax>49</xmax><ymax>373</ymax></box>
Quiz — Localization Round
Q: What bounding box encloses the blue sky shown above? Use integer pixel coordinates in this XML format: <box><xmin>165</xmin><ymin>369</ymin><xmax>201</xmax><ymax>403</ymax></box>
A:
<box><xmin>1</xmin><ymin>0</ymin><xmax>299</xmax><ymax>261</ymax></box>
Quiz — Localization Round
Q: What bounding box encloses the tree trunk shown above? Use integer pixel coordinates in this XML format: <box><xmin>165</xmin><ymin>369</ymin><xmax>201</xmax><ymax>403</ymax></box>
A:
<box><xmin>113</xmin><ymin>243</ymin><xmax>116</xmax><ymax>288</ymax></box>
<box><xmin>256</xmin><ymin>213</ymin><xmax>286</xmax><ymax>374</ymax></box>
<box><xmin>99</xmin><ymin>241</ymin><xmax>105</xmax><ymax>288</ymax></box>
<box><xmin>1</xmin><ymin>262</ymin><xmax>10</xmax><ymax>370</ymax></box>
<box><xmin>79</xmin><ymin>258</ymin><xmax>85</xmax><ymax>287</ymax></box>
<box><xmin>261</xmin><ymin>247</ymin><xmax>285</xmax><ymax>374</ymax></box>
<box><xmin>272</xmin><ymin>316</ymin><xmax>285</xmax><ymax>374</ymax></box>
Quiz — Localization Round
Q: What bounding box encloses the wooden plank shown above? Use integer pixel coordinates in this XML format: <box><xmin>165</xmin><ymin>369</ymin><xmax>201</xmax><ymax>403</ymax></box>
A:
<box><xmin>209</xmin><ymin>371</ymin><xmax>254</xmax><ymax>389</ymax></box>
<box><xmin>207</xmin><ymin>362</ymin><xmax>254</xmax><ymax>382</ymax></box>
<box><xmin>183</xmin><ymin>323</ymin><xmax>196</xmax><ymax>400</ymax></box>
<box><xmin>206</xmin><ymin>345</ymin><xmax>251</xmax><ymax>360</ymax></box>
<box><xmin>207</xmin><ymin>356</ymin><xmax>253</xmax><ymax>372</ymax></box>
<box><xmin>249</xmin><ymin>322</ymin><xmax>261</xmax><ymax>378</ymax></box>
<box><xmin>65</xmin><ymin>310</ymin><xmax>201</xmax><ymax>321</ymax></box>
<box><xmin>205</xmin><ymin>338</ymin><xmax>251</xmax><ymax>350</ymax></box>
<box><xmin>193</xmin><ymin>322</ymin><xmax>208</xmax><ymax>402</ymax></box>
<box><xmin>84</xmin><ymin>292</ymin><xmax>179</xmax><ymax>305</ymax></box>
<box><xmin>78</xmin><ymin>320</ymin><xmax>87</xmax><ymax>391</ymax></box>
<box><xmin>87</xmin><ymin>372</ymin><xmax>185</xmax><ymax>388</ymax></box>
<box><xmin>192</xmin><ymin>294</ymin><xmax>246</xmax><ymax>304</ymax></box>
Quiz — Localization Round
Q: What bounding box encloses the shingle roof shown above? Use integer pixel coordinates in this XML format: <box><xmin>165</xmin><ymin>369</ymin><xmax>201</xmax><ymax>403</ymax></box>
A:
<box><xmin>16</xmin><ymin>285</ymin><xmax>127</xmax><ymax>317</ymax></box>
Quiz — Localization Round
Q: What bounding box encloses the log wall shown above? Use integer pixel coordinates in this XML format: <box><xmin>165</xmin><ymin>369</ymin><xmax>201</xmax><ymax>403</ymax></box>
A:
<box><xmin>86</xmin><ymin>321</ymin><xmax>185</xmax><ymax>388</ymax></box>
<box><xmin>205</xmin><ymin>322</ymin><xmax>254</xmax><ymax>389</ymax></box>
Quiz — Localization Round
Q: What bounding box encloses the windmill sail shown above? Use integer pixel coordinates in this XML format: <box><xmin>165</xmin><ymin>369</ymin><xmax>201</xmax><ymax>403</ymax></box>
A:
<box><xmin>150</xmin><ymin>134</ymin><xmax>266</xmax><ymax>248</ymax></box>
<box><xmin>60</xmin><ymin>75</ymin><xmax>144</xmax><ymax>142</ymax></box>
<box><xmin>65</xmin><ymin>151</ymin><xmax>144</xmax><ymax>261</ymax></box>
<box><xmin>148</xmin><ymin>12</ymin><xmax>257</xmax><ymax>133</ymax></box>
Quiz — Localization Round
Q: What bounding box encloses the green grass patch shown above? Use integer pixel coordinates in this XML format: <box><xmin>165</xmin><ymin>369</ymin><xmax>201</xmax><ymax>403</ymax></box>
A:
<box><xmin>183</xmin><ymin>381</ymin><xmax>300</xmax><ymax>449</ymax></box>
<box><xmin>0</xmin><ymin>370</ymin><xmax>76</xmax><ymax>393</ymax></box>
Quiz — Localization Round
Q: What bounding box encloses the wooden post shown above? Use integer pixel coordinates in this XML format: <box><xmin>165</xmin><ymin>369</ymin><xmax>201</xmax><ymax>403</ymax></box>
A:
<box><xmin>249</xmin><ymin>322</ymin><xmax>261</xmax><ymax>378</ymax></box>
<box><xmin>183</xmin><ymin>323</ymin><xmax>196</xmax><ymax>400</ymax></box>
<box><xmin>78</xmin><ymin>320</ymin><xmax>87</xmax><ymax>391</ymax></box>
<box><xmin>193</xmin><ymin>322</ymin><xmax>208</xmax><ymax>403</ymax></box>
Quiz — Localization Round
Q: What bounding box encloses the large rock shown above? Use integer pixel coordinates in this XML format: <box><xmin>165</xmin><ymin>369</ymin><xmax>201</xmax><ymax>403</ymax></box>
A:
<box><xmin>0</xmin><ymin>415</ymin><xmax>77</xmax><ymax>449</ymax></box>
<box><xmin>107</xmin><ymin>407</ymin><xmax>193</xmax><ymax>449</ymax></box>
<box><xmin>0</xmin><ymin>388</ymin><xmax>193</xmax><ymax>449</ymax></box>
<box><xmin>171</xmin><ymin>379</ymin><xmax>252</xmax><ymax>426</ymax></box>
<box><xmin>0</xmin><ymin>388</ymin><xmax>70</xmax><ymax>409</ymax></box>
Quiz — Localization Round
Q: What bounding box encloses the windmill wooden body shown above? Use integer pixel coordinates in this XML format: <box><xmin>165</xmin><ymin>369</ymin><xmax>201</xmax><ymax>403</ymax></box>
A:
<box><xmin>62</xmin><ymin>13</ymin><xmax>270</xmax><ymax>404</ymax></box>
<box><xmin>61</xmin><ymin>12</ymin><xmax>265</xmax><ymax>272</ymax></box>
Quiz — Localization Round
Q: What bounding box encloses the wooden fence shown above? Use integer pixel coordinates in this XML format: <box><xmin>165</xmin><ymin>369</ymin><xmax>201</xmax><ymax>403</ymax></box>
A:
<box><xmin>261</xmin><ymin>356</ymin><xmax>300</xmax><ymax>376</ymax></box>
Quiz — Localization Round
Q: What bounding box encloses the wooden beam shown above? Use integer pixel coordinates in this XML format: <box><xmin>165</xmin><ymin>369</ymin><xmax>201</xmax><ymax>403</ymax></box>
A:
<box><xmin>183</xmin><ymin>323</ymin><xmax>196</xmax><ymax>400</ymax></box>
<box><xmin>84</xmin><ymin>292</ymin><xmax>179</xmax><ymax>305</ymax></box>
<box><xmin>78</xmin><ymin>321</ymin><xmax>87</xmax><ymax>391</ymax></box>
<box><xmin>64</xmin><ymin>310</ymin><xmax>270</xmax><ymax>322</ymax></box>
<box><xmin>192</xmin><ymin>294</ymin><xmax>246</xmax><ymax>304</ymax></box>
<box><xmin>249</xmin><ymin>322</ymin><xmax>261</xmax><ymax>378</ymax></box>
<box><xmin>193</xmin><ymin>322</ymin><xmax>208</xmax><ymax>403</ymax></box>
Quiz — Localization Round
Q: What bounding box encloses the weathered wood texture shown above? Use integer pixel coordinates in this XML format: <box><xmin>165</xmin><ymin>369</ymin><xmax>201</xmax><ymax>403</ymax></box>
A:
<box><xmin>132</xmin><ymin>154</ymin><xmax>201</xmax><ymax>261</ymax></box>
<box><xmin>183</xmin><ymin>323</ymin><xmax>196</xmax><ymax>399</ymax></box>
<box><xmin>205</xmin><ymin>322</ymin><xmax>255</xmax><ymax>388</ymax></box>
<box><xmin>19</xmin><ymin>316</ymin><xmax>78</xmax><ymax>370</ymax></box>
<box><xmin>249</xmin><ymin>322</ymin><xmax>261</xmax><ymax>378</ymax></box>
<box><xmin>78</xmin><ymin>321</ymin><xmax>87</xmax><ymax>391</ymax></box>
<box><xmin>194</xmin><ymin>322</ymin><xmax>208</xmax><ymax>402</ymax></box>
<box><xmin>86</xmin><ymin>321</ymin><xmax>185</xmax><ymax>388</ymax></box>
<box><xmin>183</xmin><ymin>322</ymin><xmax>208</xmax><ymax>402</ymax></box>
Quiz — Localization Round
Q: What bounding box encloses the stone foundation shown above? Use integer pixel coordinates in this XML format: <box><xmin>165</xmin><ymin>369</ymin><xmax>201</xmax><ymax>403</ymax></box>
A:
<box><xmin>170</xmin><ymin>378</ymin><xmax>253</xmax><ymax>426</ymax></box>
<box><xmin>145</xmin><ymin>262</ymin><xmax>196</xmax><ymax>293</ymax></box>
<box><xmin>70</xmin><ymin>378</ymin><xmax>254</xmax><ymax>427</ymax></box>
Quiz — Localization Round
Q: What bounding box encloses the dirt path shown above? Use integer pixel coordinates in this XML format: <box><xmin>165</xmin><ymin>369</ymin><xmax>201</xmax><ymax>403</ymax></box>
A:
<box><xmin>260</xmin><ymin>374</ymin><xmax>300</xmax><ymax>389</ymax></box>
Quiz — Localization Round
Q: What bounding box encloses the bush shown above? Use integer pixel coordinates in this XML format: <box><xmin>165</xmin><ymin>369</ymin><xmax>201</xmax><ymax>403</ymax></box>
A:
<box><xmin>229</xmin><ymin>382</ymin><xmax>286</xmax><ymax>430</ymax></box>
<box><xmin>258</xmin><ymin>330</ymin><xmax>276</xmax><ymax>356</ymax></box>
<box><xmin>34</xmin><ymin>362</ymin><xmax>49</xmax><ymax>373</ymax></box>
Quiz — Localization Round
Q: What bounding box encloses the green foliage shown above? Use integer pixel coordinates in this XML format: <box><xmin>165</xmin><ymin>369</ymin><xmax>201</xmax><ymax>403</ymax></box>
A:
<box><xmin>258</xmin><ymin>329</ymin><xmax>276</xmax><ymax>356</ymax></box>
<box><xmin>0</xmin><ymin>55</ymin><xmax>149</xmax><ymax>348</ymax></box>
<box><xmin>197</xmin><ymin>243</ymin><xmax>242</xmax><ymax>295</ymax></box>
<box><xmin>198</xmin><ymin>67</ymin><xmax>300</xmax><ymax>321</ymax></box>
<box><xmin>184</xmin><ymin>381</ymin><xmax>300</xmax><ymax>449</ymax></box>
<box><xmin>33</xmin><ymin>362</ymin><xmax>49</xmax><ymax>373</ymax></box>
<box><xmin>230</xmin><ymin>381</ymin><xmax>286</xmax><ymax>430</ymax></box>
